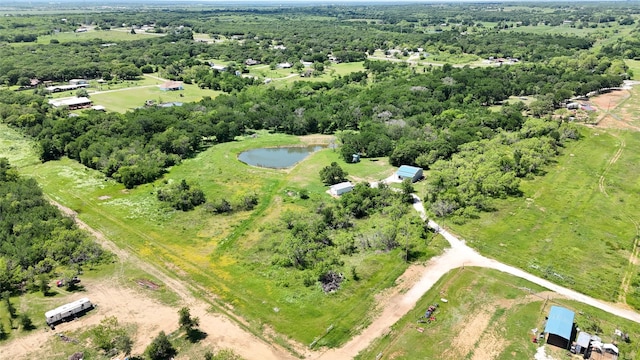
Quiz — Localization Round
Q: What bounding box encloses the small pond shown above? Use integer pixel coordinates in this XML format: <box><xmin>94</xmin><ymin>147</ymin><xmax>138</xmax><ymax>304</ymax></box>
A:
<box><xmin>238</xmin><ymin>145</ymin><xmax>325</xmax><ymax>169</ymax></box>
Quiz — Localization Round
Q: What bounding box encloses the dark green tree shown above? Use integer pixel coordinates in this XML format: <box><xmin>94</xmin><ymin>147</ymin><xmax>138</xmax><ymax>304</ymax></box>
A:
<box><xmin>319</xmin><ymin>162</ymin><xmax>348</xmax><ymax>185</ymax></box>
<box><xmin>145</xmin><ymin>331</ymin><xmax>176</xmax><ymax>360</ymax></box>
<box><xmin>178</xmin><ymin>307</ymin><xmax>199</xmax><ymax>331</ymax></box>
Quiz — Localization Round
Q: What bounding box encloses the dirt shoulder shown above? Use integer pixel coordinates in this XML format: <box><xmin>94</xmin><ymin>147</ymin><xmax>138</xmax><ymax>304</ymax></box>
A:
<box><xmin>0</xmin><ymin>200</ymin><xmax>300</xmax><ymax>360</ymax></box>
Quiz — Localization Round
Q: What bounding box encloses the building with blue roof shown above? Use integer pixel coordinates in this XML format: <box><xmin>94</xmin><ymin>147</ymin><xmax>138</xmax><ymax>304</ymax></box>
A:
<box><xmin>396</xmin><ymin>165</ymin><xmax>423</xmax><ymax>183</ymax></box>
<box><xmin>544</xmin><ymin>306</ymin><xmax>575</xmax><ymax>349</ymax></box>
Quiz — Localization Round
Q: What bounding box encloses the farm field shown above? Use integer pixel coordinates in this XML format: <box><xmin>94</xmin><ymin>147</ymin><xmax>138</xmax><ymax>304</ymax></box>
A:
<box><xmin>1</xmin><ymin>124</ymin><xmax>447</xmax><ymax>349</ymax></box>
<box><xmin>357</xmin><ymin>268</ymin><xmax>640</xmax><ymax>360</ymax></box>
<box><xmin>90</xmin><ymin>82</ymin><xmax>222</xmax><ymax>112</ymax></box>
<box><xmin>448</xmin><ymin>127</ymin><xmax>640</xmax><ymax>306</ymax></box>
<box><xmin>34</xmin><ymin>29</ymin><xmax>161</xmax><ymax>44</ymax></box>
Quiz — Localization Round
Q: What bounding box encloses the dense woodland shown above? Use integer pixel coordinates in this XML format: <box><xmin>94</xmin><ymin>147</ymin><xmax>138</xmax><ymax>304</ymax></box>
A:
<box><xmin>0</xmin><ymin>159</ymin><xmax>105</xmax><ymax>294</ymax></box>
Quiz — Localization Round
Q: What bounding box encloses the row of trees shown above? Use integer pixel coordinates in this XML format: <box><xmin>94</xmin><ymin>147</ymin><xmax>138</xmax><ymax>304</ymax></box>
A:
<box><xmin>0</xmin><ymin>49</ymin><xmax>625</xmax><ymax>188</ymax></box>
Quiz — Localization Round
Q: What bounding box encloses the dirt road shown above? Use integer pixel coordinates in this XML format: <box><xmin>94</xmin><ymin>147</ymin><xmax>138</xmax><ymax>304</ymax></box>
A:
<box><xmin>0</xmin><ymin>200</ymin><xmax>299</xmax><ymax>360</ymax></box>
<box><xmin>313</xmin><ymin>195</ymin><xmax>640</xmax><ymax>359</ymax></box>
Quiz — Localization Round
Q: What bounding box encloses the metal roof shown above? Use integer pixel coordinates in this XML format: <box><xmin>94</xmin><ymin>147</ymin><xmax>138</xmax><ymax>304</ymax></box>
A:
<box><xmin>331</xmin><ymin>181</ymin><xmax>353</xmax><ymax>191</ymax></box>
<box><xmin>397</xmin><ymin>165</ymin><xmax>422</xmax><ymax>177</ymax></box>
<box><xmin>576</xmin><ymin>331</ymin><xmax>591</xmax><ymax>348</ymax></box>
<box><xmin>544</xmin><ymin>306</ymin><xmax>575</xmax><ymax>340</ymax></box>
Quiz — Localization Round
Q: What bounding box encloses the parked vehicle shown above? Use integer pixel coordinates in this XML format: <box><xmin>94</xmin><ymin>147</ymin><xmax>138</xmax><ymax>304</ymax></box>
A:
<box><xmin>45</xmin><ymin>298</ymin><xmax>94</xmax><ymax>328</ymax></box>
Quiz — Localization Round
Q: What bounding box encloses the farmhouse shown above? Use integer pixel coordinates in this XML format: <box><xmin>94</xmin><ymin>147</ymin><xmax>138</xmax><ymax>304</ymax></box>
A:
<box><xmin>69</xmin><ymin>79</ymin><xmax>88</xmax><ymax>86</ymax></box>
<box><xmin>46</xmin><ymin>83</ymin><xmax>89</xmax><ymax>93</ymax></box>
<box><xmin>159</xmin><ymin>81</ymin><xmax>184</xmax><ymax>91</ymax></box>
<box><xmin>544</xmin><ymin>306</ymin><xmax>575</xmax><ymax>350</ymax></box>
<box><xmin>396</xmin><ymin>165</ymin><xmax>423</xmax><ymax>183</ymax></box>
<box><xmin>211</xmin><ymin>64</ymin><xmax>228</xmax><ymax>72</ymax></box>
<box><xmin>48</xmin><ymin>97</ymin><xmax>92</xmax><ymax>110</ymax></box>
<box><xmin>330</xmin><ymin>181</ymin><xmax>354</xmax><ymax>196</ymax></box>
<box><xmin>245</xmin><ymin>58</ymin><xmax>260</xmax><ymax>66</ymax></box>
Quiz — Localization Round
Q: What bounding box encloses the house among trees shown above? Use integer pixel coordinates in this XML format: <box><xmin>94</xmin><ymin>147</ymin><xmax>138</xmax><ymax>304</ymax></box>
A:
<box><xmin>69</xmin><ymin>79</ymin><xmax>89</xmax><ymax>86</ymax></box>
<box><xmin>159</xmin><ymin>81</ymin><xmax>184</xmax><ymax>91</ymax></box>
<box><xmin>211</xmin><ymin>64</ymin><xmax>228</xmax><ymax>72</ymax></box>
<box><xmin>245</xmin><ymin>58</ymin><xmax>260</xmax><ymax>66</ymax></box>
<box><xmin>396</xmin><ymin>165</ymin><xmax>423</xmax><ymax>183</ymax></box>
<box><xmin>330</xmin><ymin>182</ymin><xmax>354</xmax><ymax>196</ymax></box>
<box><xmin>46</xmin><ymin>83</ymin><xmax>89</xmax><ymax>92</ymax></box>
<box><xmin>544</xmin><ymin>306</ymin><xmax>575</xmax><ymax>350</ymax></box>
<box><xmin>277</xmin><ymin>62</ymin><xmax>293</xmax><ymax>69</ymax></box>
<box><xmin>48</xmin><ymin>97</ymin><xmax>92</xmax><ymax>110</ymax></box>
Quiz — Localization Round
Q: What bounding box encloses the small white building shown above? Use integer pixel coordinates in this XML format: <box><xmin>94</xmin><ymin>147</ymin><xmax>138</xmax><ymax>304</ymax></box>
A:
<box><xmin>330</xmin><ymin>182</ymin><xmax>354</xmax><ymax>196</ymax></box>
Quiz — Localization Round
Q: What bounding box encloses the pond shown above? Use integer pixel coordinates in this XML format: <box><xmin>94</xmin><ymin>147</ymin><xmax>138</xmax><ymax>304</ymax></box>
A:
<box><xmin>238</xmin><ymin>145</ymin><xmax>325</xmax><ymax>169</ymax></box>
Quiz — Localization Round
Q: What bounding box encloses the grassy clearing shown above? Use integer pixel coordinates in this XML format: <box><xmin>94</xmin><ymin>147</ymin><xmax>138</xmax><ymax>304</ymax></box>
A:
<box><xmin>34</xmin><ymin>29</ymin><xmax>161</xmax><ymax>44</ymax></box>
<box><xmin>357</xmin><ymin>267</ymin><xmax>640</xmax><ymax>360</ymax></box>
<box><xmin>0</xmin><ymin>123</ymin><xmax>40</xmax><ymax>167</ymax></box>
<box><xmin>90</xmin><ymin>83</ymin><xmax>222</xmax><ymax>112</ymax></box>
<box><xmin>447</xmin><ymin>128</ymin><xmax>640</xmax><ymax>304</ymax></box>
<box><xmin>624</xmin><ymin>60</ymin><xmax>640</xmax><ymax>80</ymax></box>
<box><xmin>4</xmin><ymin>128</ymin><xmax>439</xmax><ymax>348</ymax></box>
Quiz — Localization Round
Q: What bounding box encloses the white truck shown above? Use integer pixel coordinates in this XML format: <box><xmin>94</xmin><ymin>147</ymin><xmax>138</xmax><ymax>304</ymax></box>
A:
<box><xmin>45</xmin><ymin>297</ymin><xmax>94</xmax><ymax>327</ymax></box>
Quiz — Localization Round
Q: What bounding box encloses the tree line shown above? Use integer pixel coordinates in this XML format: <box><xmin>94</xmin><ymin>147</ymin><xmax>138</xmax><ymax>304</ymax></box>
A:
<box><xmin>0</xmin><ymin>158</ymin><xmax>106</xmax><ymax>294</ymax></box>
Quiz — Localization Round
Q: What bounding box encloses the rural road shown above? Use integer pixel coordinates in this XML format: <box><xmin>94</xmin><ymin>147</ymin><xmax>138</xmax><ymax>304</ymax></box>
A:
<box><xmin>313</xmin><ymin>189</ymin><xmax>640</xmax><ymax>359</ymax></box>
<box><xmin>7</xmin><ymin>177</ymin><xmax>640</xmax><ymax>359</ymax></box>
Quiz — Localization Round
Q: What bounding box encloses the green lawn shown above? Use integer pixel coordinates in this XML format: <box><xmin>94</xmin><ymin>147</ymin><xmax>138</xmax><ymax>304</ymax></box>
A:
<box><xmin>447</xmin><ymin>128</ymin><xmax>640</xmax><ymax>304</ymax></box>
<box><xmin>90</xmin><ymin>83</ymin><xmax>222</xmax><ymax>112</ymax></box>
<box><xmin>1</xmin><ymin>126</ymin><xmax>444</xmax><ymax>349</ymax></box>
<box><xmin>35</xmin><ymin>29</ymin><xmax>162</xmax><ymax>45</ymax></box>
<box><xmin>357</xmin><ymin>268</ymin><xmax>640</xmax><ymax>360</ymax></box>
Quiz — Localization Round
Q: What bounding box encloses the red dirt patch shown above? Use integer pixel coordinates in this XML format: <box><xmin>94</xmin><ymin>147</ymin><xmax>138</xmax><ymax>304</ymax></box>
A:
<box><xmin>135</xmin><ymin>278</ymin><xmax>160</xmax><ymax>290</ymax></box>
<box><xmin>590</xmin><ymin>89</ymin><xmax>630</xmax><ymax>112</ymax></box>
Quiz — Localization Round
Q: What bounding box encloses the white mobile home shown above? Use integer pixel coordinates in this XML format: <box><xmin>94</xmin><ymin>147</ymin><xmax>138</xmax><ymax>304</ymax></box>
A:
<box><xmin>45</xmin><ymin>297</ymin><xmax>93</xmax><ymax>326</ymax></box>
<box><xmin>330</xmin><ymin>181</ymin><xmax>354</xmax><ymax>196</ymax></box>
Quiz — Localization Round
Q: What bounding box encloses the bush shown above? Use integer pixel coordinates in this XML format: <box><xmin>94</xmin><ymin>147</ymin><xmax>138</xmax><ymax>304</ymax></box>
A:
<box><xmin>145</xmin><ymin>331</ymin><xmax>176</xmax><ymax>360</ymax></box>
<box><xmin>157</xmin><ymin>179</ymin><xmax>206</xmax><ymax>211</ymax></box>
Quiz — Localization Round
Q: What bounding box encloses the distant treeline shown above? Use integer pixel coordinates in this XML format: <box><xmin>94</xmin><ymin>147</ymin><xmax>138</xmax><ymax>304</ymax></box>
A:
<box><xmin>0</xmin><ymin>55</ymin><xmax>624</xmax><ymax>191</ymax></box>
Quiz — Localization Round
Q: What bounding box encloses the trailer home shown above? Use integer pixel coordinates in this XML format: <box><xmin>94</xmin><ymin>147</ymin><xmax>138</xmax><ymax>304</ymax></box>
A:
<box><xmin>45</xmin><ymin>297</ymin><xmax>94</xmax><ymax>326</ymax></box>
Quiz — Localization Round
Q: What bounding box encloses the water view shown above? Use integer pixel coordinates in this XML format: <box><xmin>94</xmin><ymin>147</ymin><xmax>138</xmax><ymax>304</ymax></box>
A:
<box><xmin>238</xmin><ymin>145</ymin><xmax>325</xmax><ymax>169</ymax></box>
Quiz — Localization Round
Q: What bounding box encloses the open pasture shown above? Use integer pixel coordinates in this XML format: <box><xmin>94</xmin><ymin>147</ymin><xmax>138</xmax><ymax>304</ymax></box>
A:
<box><xmin>448</xmin><ymin>127</ymin><xmax>640</xmax><ymax>307</ymax></box>
<box><xmin>6</xmin><ymin>127</ymin><xmax>444</xmax><ymax>349</ymax></box>
<box><xmin>89</xmin><ymin>82</ymin><xmax>222</xmax><ymax>112</ymax></box>
<box><xmin>357</xmin><ymin>268</ymin><xmax>640</xmax><ymax>360</ymax></box>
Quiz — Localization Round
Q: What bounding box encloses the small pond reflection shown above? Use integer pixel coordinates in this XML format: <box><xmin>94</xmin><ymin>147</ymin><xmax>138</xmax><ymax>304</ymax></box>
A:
<box><xmin>238</xmin><ymin>145</ymin><xmax>325</xmax><ymax>168</ymax></box>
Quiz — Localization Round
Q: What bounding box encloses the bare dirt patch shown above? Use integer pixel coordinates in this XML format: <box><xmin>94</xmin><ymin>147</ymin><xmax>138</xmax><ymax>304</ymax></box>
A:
<box><xmin>591</xmin><ymin>89</ymin><xmax>630</xmax><ymax>112</ymax></box>
<box><xmin>298</xmin><ymin>134</ymin><xmax>336</xmax><ymax>144</ymax></box>
<box><xmin>597</xmin><ymin>115</ymin><xmax>639</xmax><ymax>131</ymax></box>
<box><xmin>447</xmin><ymin>310</ymin><xmax>493</xmax><ymax>359</ymax></box>
<box><xmin>97</xmin><ymin>195</ymin><xmax>111</xmax><ymax>200</ymax></box>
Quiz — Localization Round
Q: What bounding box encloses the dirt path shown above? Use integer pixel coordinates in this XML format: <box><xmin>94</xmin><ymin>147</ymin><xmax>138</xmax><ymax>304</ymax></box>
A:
<box><xmin>598</xmin><ymin>134</ymin><xmax>625</xmax><ymax>197</ymax></box>
<box><xmin>312</xmin><ymin>195</ymin><xmax>640</xmax><ymax>359</ymax></box>
<box><xmin>2</xmin><ymin>200</ymin><xmax>299</xmax><ymax>360</ymax></box>
<box><xmin>619</xmin><ymin>216</ymin><xmax>640</xmax><ymax>303</ymax></box>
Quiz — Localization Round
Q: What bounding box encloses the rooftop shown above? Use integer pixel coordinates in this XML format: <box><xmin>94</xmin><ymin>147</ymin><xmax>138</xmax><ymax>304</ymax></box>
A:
<box><xmin>544</xmin><ymin>306</ymin><xmax>575</xmax><ymax>340</ymax></box>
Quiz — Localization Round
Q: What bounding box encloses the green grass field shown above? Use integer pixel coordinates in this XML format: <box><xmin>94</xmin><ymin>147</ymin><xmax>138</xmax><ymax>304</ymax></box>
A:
<box><xmin>0</xmin><ymin>125</ymin><xmax>447</xmax><ymax>349</ymax></box>
<box><xmin>357</xmin><ymin>268</ymin><xmax>640</xmax><ymax>360</ymax></box>
<box><xmin>34</xmin><ymin>29</ymin><xmax>162</xmax><ymax>45</ymax></box>
<box><xmin>447</xmin><ymin>127</ymin><xmax>640</xmax><ymax>305</ymax></box>
<box><xmin>90</xmin><ymin>82</ymin><xmax>222</xmax><ymax>112</ymax></box>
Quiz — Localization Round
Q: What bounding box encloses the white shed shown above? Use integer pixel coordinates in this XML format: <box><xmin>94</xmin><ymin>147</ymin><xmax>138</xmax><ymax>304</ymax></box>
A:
<box><xmin>330</xmin><ymin>182</ymin><xmax>354</xmax><ymax>196</ymax></box>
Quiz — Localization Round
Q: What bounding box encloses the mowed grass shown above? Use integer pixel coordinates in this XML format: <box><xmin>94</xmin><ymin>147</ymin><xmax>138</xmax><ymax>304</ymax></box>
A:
<box><xmin>35</xmin><ymin>29</ymin><xmax>161</xmax><ymax>44</ymax></box>
<box><xmin>357</xmin><ymin>267</ymin><xmax>640</xmax><ymax>360</ymax></box>
<box><xmin>448</xmin><ymin>128</ymin><xmax>640</xmax><ymax>303</ymax></box>
<box><xmin>90</xmin><ymin>83</ymin><xmax>222</xmax><ymax>112</ymax></box>
<box><xmin>4</xmin><ymin>127</ymin><xmax>439</xmax><ymax>348</ymax></box>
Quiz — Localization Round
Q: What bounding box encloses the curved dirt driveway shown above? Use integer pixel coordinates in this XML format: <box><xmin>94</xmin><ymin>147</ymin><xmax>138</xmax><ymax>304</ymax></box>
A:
<box><xmin>313</xmin><ymin>195</ymin><xmax>640</xmax><ymax>359</ymax></box>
